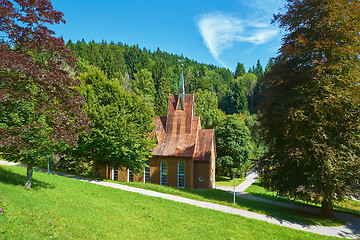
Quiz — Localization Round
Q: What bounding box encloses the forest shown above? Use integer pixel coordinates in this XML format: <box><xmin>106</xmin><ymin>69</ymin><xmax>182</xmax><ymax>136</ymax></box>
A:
<box><xmin>62</xmin><ymin>40</ymin><xmax>272</xmax><ymax>176</ymax></box>
<box><xmin>66</xmin><ymin>40</ymin><xmax>273</xmax><ymax>116</ymax></box>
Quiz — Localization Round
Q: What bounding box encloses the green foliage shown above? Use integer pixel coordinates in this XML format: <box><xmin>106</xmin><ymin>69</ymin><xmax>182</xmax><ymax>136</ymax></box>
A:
<box><xmin>0</xmin><ymin>0</ymin><xmax>90</xmax><ymax>188</ymax></box>
<box><xmin>254</xmin><ymin>59</ymin><xmax>264</xmax><ymax>77</ymax></box>
<box><xmin>68</xmin><ymin>61</ymin><xmax>157</xmax><ymax>172</ymax></box>
<box><xmin>65</xmin><ymin>40</ymin><xmax>241</xmax><ymax>115</ymax></box>
<box><xmin>244</xmin><ymin>114</ymin><xmax>266</xmax><ymax>161</ymax></box>
<box><xmin>219</xmin><ymin>81</ymin><xmax>248</xmax><ymax>115</ymax></box>
<box><xmin>239</xmin><ymin>73</ymin><xmax>258</xmax><ymax>114</ymax></box>
<box><xmin>215</xmin><ymin>115</ymin><xmax>253</xmax><ymax>176</ymax></box>
<box><xmin>152</xmin><ymin>59</ymin><xmax>171</xmax><ymax>116</ymax></box>
<box><xmin>133</xmin><ymin>68</ymin><xmax>155</xmax><ymax>108</ymax></box>
<box><xmin>194</xmin><ymin>89</ymin><xmax>225</xmax><ymax>129</ymax></box>
<box><xmin>258</xmin><ymin>0</ymin><xmax>360</xmax><ymax>217</ymax></box>
<box><xmin>65</xmin><ymin>40</ymin><xmax>268</xmax><ymax>180</ymax></box>
<box><xmin>265</xmin><ymin>59</ymin><xmax>275</xmax><ymax>72</ymax></box>
<box><xmin>234</xmin><ymin>62</ymin><xmax>246</xmax><ymax>79</ymax></box>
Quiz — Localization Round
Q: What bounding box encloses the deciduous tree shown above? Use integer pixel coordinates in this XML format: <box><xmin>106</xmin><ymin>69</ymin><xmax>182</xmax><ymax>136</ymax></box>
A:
<box><xmin>215</xmin><ymin>115</ymin><xmax>252</xmax><ymax>176</ymax></box>
<box><xmin>257</xmin><ymin>0</ymin><xmax>360</xmax><ymax>217</ymax></box>
<box><xmin>70</xmin><ymin>63</ymin><xmax>156</xmax><ymax>173</ymax></box>
<box><xmin>0</xmin><ymin>0</ymin><xmax>90</xmax><ymax>189</ymax></box>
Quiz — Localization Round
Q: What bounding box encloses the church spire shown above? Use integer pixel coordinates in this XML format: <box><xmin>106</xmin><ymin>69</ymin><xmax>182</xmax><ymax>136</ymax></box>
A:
<box><xmin>177</xmin><ymin>57</ymin><xmax>185</xmax><ymax>110</ymax></box>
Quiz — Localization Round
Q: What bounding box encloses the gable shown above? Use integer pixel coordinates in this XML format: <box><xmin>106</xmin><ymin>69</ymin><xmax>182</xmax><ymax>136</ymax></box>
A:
<box><xmin>152</xmin><ymin>94</ymin><xmax>215</xmax><ymax>162</ymax></box>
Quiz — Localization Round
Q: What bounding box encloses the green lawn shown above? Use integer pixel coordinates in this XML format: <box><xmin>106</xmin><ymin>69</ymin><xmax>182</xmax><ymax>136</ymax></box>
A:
<box><xmin>0</xmin><ymin>165</ymin><xmax>340</xmax><ymax>240</ymax></box>
<box><xmin>245</xmin><ymin>181</ymin><xmax>360</xmax><ymax>217</ymax></box>
<box><xmin>115</xmin><ymin>180</ymin><xmax>346</xmax><ymax>226</ymax></box>
<box><xmin>215</xmin><ymin>176</ymin><xmax>245</xmax><ymax>187</ymax></box>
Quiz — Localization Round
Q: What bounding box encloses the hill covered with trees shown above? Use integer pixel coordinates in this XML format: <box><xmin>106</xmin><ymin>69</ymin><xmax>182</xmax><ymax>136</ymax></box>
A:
<box><xmin>66</xmin><ymin>40</ymin><xmax>273</xmax><ymax>117</ymax></box>
<box><xmin>64</xmin><ymin>40</ymin><xmax>272</xmax><ymax>176</ymax></box>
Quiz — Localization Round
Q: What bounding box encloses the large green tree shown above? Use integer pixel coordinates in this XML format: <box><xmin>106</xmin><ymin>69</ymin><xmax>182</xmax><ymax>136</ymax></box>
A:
<box><xmin>215</xmin><ymin>115</ymin><xmax>252</xmax><ymax>176</ymax></box>
<box><xmin>257</xmin><ymin>0</ymin><xmax>360</xmax><ymax>217</ymax></box>
<box><xmin>0</xmin><ymin>0</ymin><xmax>89</xmax><ymax>189</ymax></box>
<box><xmin>70</xmin><ymin>62</ymin><xmax>156</xmax><ymax>173</ymax></box>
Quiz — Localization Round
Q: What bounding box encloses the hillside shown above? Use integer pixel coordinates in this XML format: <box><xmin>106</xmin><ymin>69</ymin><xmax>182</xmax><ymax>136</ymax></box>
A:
<box><xmin>66</xmin><ymin>40</ymin><xmax>269</xmax><ymax>116</ymax></box>
<box><xmin>0</xmin><ymin>165</ymin><xmax>338</xmax><ymax>240</ymax></box>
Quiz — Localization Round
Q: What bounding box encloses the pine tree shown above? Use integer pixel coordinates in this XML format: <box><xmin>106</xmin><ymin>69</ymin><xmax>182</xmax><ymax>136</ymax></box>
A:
<box><xmin>234</xmin><ymin>62</ymin><xmax>246</xmax><ymax>79</ymax></box>
<box><xmin>254</xmin><ymin>60</ymin><xmax>264</xmax><ymax>77</ymax></box>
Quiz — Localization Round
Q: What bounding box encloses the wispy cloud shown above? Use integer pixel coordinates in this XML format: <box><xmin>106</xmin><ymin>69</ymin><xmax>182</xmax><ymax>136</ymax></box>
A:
<box><xmin>197</xmin><ymin>12</ymin><xmax>278</xmax><ymax>68</ymax></box>
<box><xmin>240</xmin><ymin>0</ymin><xmax>286</xmax><ymax>14</ymax></box>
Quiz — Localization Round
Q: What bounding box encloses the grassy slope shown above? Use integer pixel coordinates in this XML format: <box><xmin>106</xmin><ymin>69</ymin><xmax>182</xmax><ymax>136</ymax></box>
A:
<box><xmin>0</xmin><ymin>165</ymin><xmax>339</xmax><ymax>240</ymax></box>
<box><xmin>215</xmin><ymin>176</ymin><xmax>245</xmax><ymax>187</ymax></box>
<box><xmin>245</xmin><ymin>181</ymin><xmax>360</xmax><ymax>217</ymax></box>
<box><xmin>118</xmin><ymin>181</ymin><xmax>345</xmax><ymax>226</ymax></box>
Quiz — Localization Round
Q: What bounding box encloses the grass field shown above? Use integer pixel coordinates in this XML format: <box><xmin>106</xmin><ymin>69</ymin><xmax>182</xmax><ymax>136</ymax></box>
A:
<box><xmin>215</xmin><ymin>176</ymin><xmax>245</xmax><ymax>187</ymax></box>
<box><xmin>0</xmin><ymin>165</ymin><xmax>340</xmax><ymax>240</ymax></box>
<box><xmin>117</xmin><ymin>181</ymin><xmax>346</xmax><ymax>226</ymax></box>
<box><xmin>245</xmin><ymin>181</ymin><xmax>360</xmax><ymax>217</ymax></box>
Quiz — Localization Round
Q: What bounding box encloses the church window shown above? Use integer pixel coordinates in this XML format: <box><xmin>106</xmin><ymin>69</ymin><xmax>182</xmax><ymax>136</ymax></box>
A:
<box><xmin>160</xmin><ymin>161</ymin><xmax>167</xmax><ymax>186</ymax></box>
<box><xmin>178</xmin><ymin>162</ymin><xmax>185</xmax><ymax>188</ymax></box>
<box><xmin>144</xmin><ymin>160</ymin><xmax>150</xmax><ymax>183</ymax></box>
<box><xmin>128</xmin><ymin>169</ymin><xmax>134</xmax><ymax>182</ymax></box>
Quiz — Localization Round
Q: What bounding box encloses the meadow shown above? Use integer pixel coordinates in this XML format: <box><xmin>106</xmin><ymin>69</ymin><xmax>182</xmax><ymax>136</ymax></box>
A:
<box><xmin>0</xmin><ymin>165</ymin><xmax>341</xmax><ymax>240</ymax></box>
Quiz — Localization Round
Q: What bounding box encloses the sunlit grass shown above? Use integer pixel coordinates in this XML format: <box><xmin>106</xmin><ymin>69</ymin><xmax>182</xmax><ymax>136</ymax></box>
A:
<box><xmin>116</xmin><ymin>180</ymin><xmax>346</xmax><ymax>226</ymax></box>
<box><xmin>245</xmin><ymin>181</ymin><xmax>360</xmax><ymax>217</ymax></box>
<box><xmin>0</xmin><ymin>165</ymin><xmax>341</xmax><ymax>239</ymax></box>
<box><xmin>215</xmin><ymin>175</ymin><xmax>245</xmax><ymax>187</ymax></box>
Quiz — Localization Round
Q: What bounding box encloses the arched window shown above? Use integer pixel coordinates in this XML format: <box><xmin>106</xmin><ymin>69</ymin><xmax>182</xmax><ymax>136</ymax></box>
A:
<box><xmin>113</xmin><ymin>168</ymin><xmax>118</xmax><ymax>181</ymax></box>
<box><xmin>160</xmin><ymin>161</ymin><xmax>167</xmax><ymax>186</ymax></box>
<box><xmin>128</xmin><ymin>168</ymin><xmax>134</xmax><ymax>182</ymax></box>
<box><xmin>178</xmin><ymin>162</ymin><xmax>185</xmax><ymax>188</ymax></box>
<box><xmin>144</xmin><ymin>160</ymin><xmax>150</xmax><ymax>183</ymax></box>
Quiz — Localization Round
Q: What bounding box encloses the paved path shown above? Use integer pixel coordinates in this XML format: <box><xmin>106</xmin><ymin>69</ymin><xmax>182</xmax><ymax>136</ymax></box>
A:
<box><xmin>215</xmin><ymin>171</ymin><xmax>258</xmax><ymax>193</ymax></box>
<box><xmin>1</xmin><ymin>161</ymin><xmax>359</xmax><ymax>239</ymax></box>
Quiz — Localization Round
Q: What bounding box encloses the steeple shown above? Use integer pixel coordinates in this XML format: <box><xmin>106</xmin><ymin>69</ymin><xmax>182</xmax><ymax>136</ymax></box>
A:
<box><xmin>176</xmin><ymin>57</ymin><xmax>185</xmax><ymax>110</ymax></box>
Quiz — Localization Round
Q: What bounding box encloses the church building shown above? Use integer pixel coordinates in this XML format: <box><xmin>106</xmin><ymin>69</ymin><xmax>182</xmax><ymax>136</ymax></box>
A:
<box><xmin>99</xmin><ymin>63</ymin><xmax>216</xmax><ymax>189</ymax></box>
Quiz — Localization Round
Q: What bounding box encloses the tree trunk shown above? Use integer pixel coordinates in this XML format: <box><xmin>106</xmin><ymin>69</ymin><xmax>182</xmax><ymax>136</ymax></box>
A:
<box><xmin>321</xmin><ymin>198</ymin><xmax>334</xmax><ymax>217</ymax></box>
<box><xmin>25</xmin><ymin>163</ymin><xmax>33</xmax><ymax>190</ymax></box>
<box><xmin>93</xmin><ymin>160</ymin><xmax>99</xmax><ymax>177</ymax></box>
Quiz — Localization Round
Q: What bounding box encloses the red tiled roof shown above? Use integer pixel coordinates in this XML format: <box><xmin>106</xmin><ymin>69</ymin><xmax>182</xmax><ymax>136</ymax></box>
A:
<box><xmin>193</xmin><ymin>129</ymin><xmax>215</xmax><ymax>161</ymax></box>
<box><xmin>152</xmin><ymin>94</ymin><xmax>215</xmax><ymax>162</ymax></box>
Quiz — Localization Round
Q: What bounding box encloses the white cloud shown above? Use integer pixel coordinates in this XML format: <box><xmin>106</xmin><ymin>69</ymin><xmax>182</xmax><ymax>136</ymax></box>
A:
<box><xmin>240</xmin><ymin>0</ymin><xmax>286</xmax><ymax>14</ymax></box>
<box><xmin>197</xmin><ymin>12</ymin><xmax>279</xmax><ymax>68</ymax></box>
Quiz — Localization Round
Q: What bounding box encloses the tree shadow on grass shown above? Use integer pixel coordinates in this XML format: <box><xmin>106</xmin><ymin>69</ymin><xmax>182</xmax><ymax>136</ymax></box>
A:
<box><xmin>215</xmin><ymin>176</ymin><xmax>230</xmax><ymax>181</ymax></box>
<box><xmin>247</xmin><ymin>182</ymin><xmax>320</xmax><ymax>208</ymax></box>
<box><xmin>0</xmin><ymin>166</ymin><xmax>54</xmax><ymax>190</ymax></box>
<box><xmin>182</xmin><ymin>188</ymin><xmax>345</xmax><ymax>226</ymax></box>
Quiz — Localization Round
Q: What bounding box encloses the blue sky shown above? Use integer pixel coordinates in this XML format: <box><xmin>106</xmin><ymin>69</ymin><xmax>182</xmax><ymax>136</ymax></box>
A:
<box><xmin>51</xmin><ymin>0</ymin><xmax>286</xmax><ymax>71</ymax></box>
